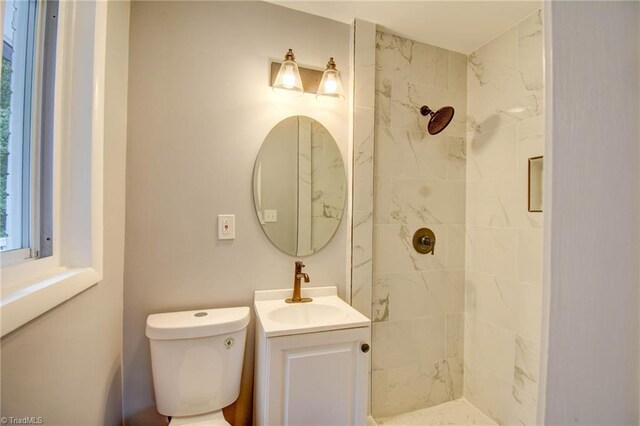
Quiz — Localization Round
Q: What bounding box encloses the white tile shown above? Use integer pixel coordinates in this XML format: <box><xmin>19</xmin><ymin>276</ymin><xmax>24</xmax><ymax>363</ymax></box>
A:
<box><xmin>386</xmin><ymin>270</ymin><xmax>464</xmax><ymax>321</ymax></box>
<box><xmin>449</xmin><ymin>52</ymin><xmax>468</xmax><ymax>93</ymax></box>
<box><xmin>372</xmin><ymin>316</ymin><xmax>446</xmax><ymax>371</ymax></box>
<box><xmin>517</xmin><ymin>116</ymin><xmax>544</xmax><ymax>175</ymax></box>
<box><xmin>465</xmin><ymin>270</ymin><xmax>542</xmax><ymax>341</ymax></box>
<box><xmin>354</xmin><ymin>107</ymin><xmax>375</xmax><ymax>212</ymax></box>
<box><xmin>448</xmin><ymin>136</ymin><xmax>467</xmax><ymax>181</ymax></box>
<box><xmin>466</xmin><ymin>124</ymin><xmax>518</xmax><ymax>181</ymax></box>
<box><xmin>466</xmin><ymin>177</ymin><xmax>541</xmax><ymax>229</ymax></box>
<box><xmin>372</xmin><ymin>274</ymin><xmax>389</xmax><ymax>322</ymax></box>
<box><xmin>375</xmin><ymin>76</ymin><xmax>392</xmax><ymax>128</ymax></box>
<box><xmin>376</xmin><ymin>32</ymin><xmax>412</xmax><ymax>79</ymax></box>
<box><xmin>467</xmin><ymin>24</ymin><xmax>542</xmax><ymax>135</ymax></box>
<box><xmin>374</xmin><ymin>175</ymin><xmax>391</xmax><ymax>224</ymax></box>
<box><xmin>378</xmin><ymin>398</ymin><xmax>496</xmax><ymax>425</ymax></box>
<box><xmin>464</xmin><ymin>363</ymin><xmax>537</xmax><ymax>425</ymax></box>
<box><xmin>468</xmin><ymin>27</ymin><xmax>517</xmax><ymax>93</ymax></box>
<box><xmin>464</xmin><ymin>315</ymin><xmax>516</xmax><ymax>383</ymax></box>
<box><xmin>374</xmin><ymin>224</ymin><xmax>448</xmax><ymax>273</ymax></box>
<box><xmin>517</xmin><ymin>228</ymin><xmax>543</xmax><ymax>284</ymax></box>
<box><xmin>391</xmin><ymin>82</ymin><xmax>467</xmax><ymax>137</ymax></box>
<box><xmin>353</xmin><ymin>210</ymin><xmax>373</xmax><ymax>268</ymax></box>
<box><xmin>374</xmin><ymin>126</ymin><xmax>448</xmax><ymax>179</ymax></box>
<box><xmin>518</xmin><ymin>10</ymin><xmax>544</xmax><ymax>93</ymax></box>
<box><xmin>447</xmin><ymin>225</ymin><xmax>466</xmax><ymax>269</ymax></box>
<box><xmin>352</xmin><ymin>208</ymin><xmax>373</xmax><ymax>318</ymax></box>
<box><xmin>446</xmin><ymin>314</ymin><xmax>464</xmax><ymax>358</ymax></box>
<box><xmin>514</xmin><ymin>335</ymin><xmax>540</xmax><ymax>397</ymax></box>
<box><xmin>407</xmin><ymin>41</ymin><xmax>449</xmax><ymax>89</ymax></box>
<box><xmin>390</xmin><ymin>178</ymin><xmax>466</xmax><ymax>226</ymax></box>
<box><xmin>383</xmin><ymin>359</ymin><xmax>462</xmax><ymax>417</ymax></box>
<box><xmin>466</xmin><ymin>177</ymin><xmax>519</xmax><ymax>227</ymax></box>
<box><xmin>355</xmin><ymin>20</ymin><xmax>376</xmax><ymax>109</ymax></box>
<box><xmin>467</xmin><ymin>79</ymin><xmax>542</xmax><ymax>136</ymax></box>
<box><xmin>466</xmin><ymin>227</ymin><xmax>518</xmax><ymax>279</ymax></box>
<box><xmin>384</xmin><ymin>364</ymin><xmax>433</xmax><ymax>415</ymax></box>
<box><xmin>372</xmin><ymin>369</ymin><xmax>388</xmax><ymax>418</ymax></box>
<box><xmin>352</xmin><ymin>258</ymin><xmax>373</xmax><ymax>318</ymax></box>
<box><xmin>450</xmin><ymin>357</ymin><xmax>464</xmax><ymax>399</ymax></box>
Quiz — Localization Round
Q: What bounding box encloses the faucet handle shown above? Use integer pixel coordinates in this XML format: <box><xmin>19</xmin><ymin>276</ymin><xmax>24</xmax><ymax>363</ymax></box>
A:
<box><xmin>295</xmin><ymin>260</ymin><xmax>305</xmax><ymax>272</ymax></box>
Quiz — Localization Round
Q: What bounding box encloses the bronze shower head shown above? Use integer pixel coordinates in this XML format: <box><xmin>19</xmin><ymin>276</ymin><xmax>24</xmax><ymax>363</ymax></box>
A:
<box><xmin>420</xmin><ymin>105</ymin><xmax>455</xmax><ymax>135</ymax></box>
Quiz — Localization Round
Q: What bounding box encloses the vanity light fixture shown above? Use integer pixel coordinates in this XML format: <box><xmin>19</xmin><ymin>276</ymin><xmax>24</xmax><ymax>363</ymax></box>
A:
<box><xmin>270</xmin><ymin>51</ymin><xmax>344</xmax><ymax>101</ymax></box>
<box><xmin>272</xmin><ymin>49</ymin><xmax>304</xmax><ymax>95</ymax></box>
<box><xmin>316</xmin><ymin>57</ymin><xmax>345</xmax><ymax>101</ymax></box>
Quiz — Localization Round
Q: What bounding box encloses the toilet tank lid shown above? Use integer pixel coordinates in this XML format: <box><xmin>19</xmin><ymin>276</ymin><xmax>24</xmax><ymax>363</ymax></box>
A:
<box><xmin>145</xmin><ymin>307</ymin><xmax>250</xmax><ymax>340</ymax></box>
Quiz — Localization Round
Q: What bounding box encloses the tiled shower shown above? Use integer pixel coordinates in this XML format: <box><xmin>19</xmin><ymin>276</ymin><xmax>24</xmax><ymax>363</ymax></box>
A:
<box><xmin>353</xmin><ymin>9</ymin><xmax>544</xmax><ymax>426</ymax></box>
<box><xmin>371</xmin><ymin>30</ymin><xmax>467</xmax><ymax>416</ymax></box>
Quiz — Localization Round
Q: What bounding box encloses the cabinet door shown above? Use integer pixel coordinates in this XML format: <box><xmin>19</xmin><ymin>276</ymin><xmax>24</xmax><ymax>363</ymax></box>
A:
<box><xmin>266</xmin><ymin>327</ymin><xmax>370</xmax><ymax>426</ymax></box>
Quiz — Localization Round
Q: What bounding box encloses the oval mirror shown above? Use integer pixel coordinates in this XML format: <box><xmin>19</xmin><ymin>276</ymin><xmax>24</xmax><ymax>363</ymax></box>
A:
<box><xmin>253</xmin><ymin>116</ymin><xmax>346</xmax><ymax>256</ymax></box>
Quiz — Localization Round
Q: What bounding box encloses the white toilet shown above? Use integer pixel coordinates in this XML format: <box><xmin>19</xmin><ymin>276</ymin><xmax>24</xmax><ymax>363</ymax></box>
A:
<box><xmin>145</xmin><ymin>307</ymin><xmax>250</xmax><ymax>425</ymax></box>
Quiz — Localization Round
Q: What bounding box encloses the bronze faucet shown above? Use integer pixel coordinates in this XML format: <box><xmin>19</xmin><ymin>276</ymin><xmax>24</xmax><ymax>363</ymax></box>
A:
<box><xmin>286</xmin><ymin>261</ymin><xmax>312</xmax><ymax>303</ymax></box>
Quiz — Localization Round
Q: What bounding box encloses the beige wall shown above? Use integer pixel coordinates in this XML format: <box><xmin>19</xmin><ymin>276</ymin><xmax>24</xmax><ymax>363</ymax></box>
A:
<box><xmin>371</xmin><ymin>31</ymin><xmax>467</xmax><ymax>418</ymax></box>
<box><xmin>0</xmin><ymin>1</ymin><xmax>130</xmax><ymax>424</ymax></box>
<box><xmin>540</xmin><ymin>2</ymin><xmax>639</xmax><ymax>423</ymax></box>
<box><xmin>123</xmin><ymin>2</ymin><xmax>351</xmax><ymax>424</ymax></box>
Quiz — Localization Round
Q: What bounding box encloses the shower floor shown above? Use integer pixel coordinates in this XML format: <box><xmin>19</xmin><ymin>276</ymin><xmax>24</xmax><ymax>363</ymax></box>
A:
<box><xmin>372</xmin><ymin>399</ymin><xmax>496</xmax><ymax>426</ymax></box>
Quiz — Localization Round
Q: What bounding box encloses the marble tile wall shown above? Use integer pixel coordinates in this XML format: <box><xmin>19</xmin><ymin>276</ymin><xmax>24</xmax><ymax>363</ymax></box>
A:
<box><xmin>371</xmin><ymin>30</ymin><xmax>468</xmax><ymax>418</ymax></box>
<box><xmin>463</xmin><ymin>10</ymin><xmax>544</xmax><ymax>425</ymax></box>
<box><xmin>351</xmin><ymin>19</ymin><xmax>376</xmax><ymax>319</ymax></box>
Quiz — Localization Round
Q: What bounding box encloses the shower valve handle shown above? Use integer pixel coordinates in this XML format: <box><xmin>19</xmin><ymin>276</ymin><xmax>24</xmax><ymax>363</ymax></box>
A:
<box><xmin>413</xmin><ymin>228</ymin><xmax>436</xmax><ymax>255</ymax></box>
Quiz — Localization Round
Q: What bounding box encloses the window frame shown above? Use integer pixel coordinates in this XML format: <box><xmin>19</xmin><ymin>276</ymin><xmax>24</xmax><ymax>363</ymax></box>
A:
<box><xmin>0</xmin><ymin>0</ymin><xmax>106</xmax><ymax>337</ymax></box>
<box><xmin>1</xmin><ymin>0</ymin><xmax>58</xmax><ymax>267</ymax></box>
<box><xmin>1</xmin><ymin>0</ymin><xmax>38</xmax><ymax>258</ymax></box>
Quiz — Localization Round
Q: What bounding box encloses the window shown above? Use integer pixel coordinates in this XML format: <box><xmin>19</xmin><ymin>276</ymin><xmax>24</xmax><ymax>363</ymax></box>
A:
<box><xmin>1</xmin><ymin>0</ymin><xmax>107</xmax><ymax>337</ymax></box>
<box><xmin>1</xmin><ymin>0</ymin><xmax>57</xmax><ymax>266</ymax></box>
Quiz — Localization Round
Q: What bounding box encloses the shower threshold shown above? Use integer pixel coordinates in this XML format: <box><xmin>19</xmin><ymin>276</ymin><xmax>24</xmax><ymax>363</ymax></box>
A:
<box><xmin>370</xmin><ymin>399</ymin><xmax>496</xmax><ymax>426</ymax></box>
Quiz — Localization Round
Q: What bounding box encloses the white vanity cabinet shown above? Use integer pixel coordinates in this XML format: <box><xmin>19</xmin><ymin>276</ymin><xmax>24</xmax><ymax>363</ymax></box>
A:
<box><xmin>254</xmin><ymin>287</ymin><xmax>371</xmax><ymax>426</ymax></box>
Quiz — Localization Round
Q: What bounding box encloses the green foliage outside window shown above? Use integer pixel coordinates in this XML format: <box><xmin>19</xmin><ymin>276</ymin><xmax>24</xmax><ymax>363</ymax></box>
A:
<box><xmin>0</xmin><ymin>57</ymin><xmax>12</xmax><ymax>238</ymax></box>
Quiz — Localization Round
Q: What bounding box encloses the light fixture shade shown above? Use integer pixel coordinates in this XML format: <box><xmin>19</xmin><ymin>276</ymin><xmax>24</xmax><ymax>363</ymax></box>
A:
<box><xmin>273</xmin><ymin>49</ymin><xmax>304</xmax><ymax>95</ymax></box>
<box><xmin>316</xmin><ymin>57</ymin><xmax>345</xmax><ymax>101</ymax></box>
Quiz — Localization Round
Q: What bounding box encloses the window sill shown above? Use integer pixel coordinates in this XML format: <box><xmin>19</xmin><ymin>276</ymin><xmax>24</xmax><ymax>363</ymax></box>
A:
<box><xmin>1</xmin><ymin>267</ymin><xmax>101</xmax><ymax>336</ymax></box>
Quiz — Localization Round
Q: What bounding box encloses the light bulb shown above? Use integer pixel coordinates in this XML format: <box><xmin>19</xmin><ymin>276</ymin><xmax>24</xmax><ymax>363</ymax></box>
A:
<box><xmin>272</xmin><ymin>49</ymin><xmax>304</xmax><ymax>96</ymax></box>
<box><xmin>282</xmin><ymin>65</ymin><xmax>296</xmax><ymax>88</ymax></box>
<box><xmin>324</xmin><ymin>77</ymin><xmax>338</xmax><ymax>93</ymax></box>
<box><xmin>316</xmin><ymin>57</ymin><xmax>345</xmax><ymax>101</ymax></box>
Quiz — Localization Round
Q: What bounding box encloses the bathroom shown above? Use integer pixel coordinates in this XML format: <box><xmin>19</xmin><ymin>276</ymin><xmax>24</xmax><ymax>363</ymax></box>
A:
<box><xmin>0</xmin><ymin>1</ymin><xmax>639</xmax><ymax>425</ymax></box>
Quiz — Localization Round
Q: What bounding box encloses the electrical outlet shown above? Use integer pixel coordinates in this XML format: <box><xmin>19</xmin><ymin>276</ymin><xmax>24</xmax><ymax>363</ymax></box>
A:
<box><xmin>218</xmin><ymin>214</ymin><xmax>235</xmax><ymax>240</ymax></box>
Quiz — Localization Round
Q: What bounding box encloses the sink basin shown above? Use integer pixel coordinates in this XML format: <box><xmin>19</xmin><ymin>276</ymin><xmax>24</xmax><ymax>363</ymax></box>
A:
<box><xmin>254</xmin><ymin>286</ymin><xmax>370</xmax><ymax>337</ymax></box>
<box><xmin>268</xmin><ymin>303</ymin><xmax>348</xmax><ymax>325</ymax></box>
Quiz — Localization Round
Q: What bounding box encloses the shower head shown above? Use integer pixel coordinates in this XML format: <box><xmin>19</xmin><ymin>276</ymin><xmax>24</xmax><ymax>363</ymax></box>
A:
<box><xmin>420</xmin><ymin>105</ymin><xmax>455</xmax><ymax>135</ymax></box>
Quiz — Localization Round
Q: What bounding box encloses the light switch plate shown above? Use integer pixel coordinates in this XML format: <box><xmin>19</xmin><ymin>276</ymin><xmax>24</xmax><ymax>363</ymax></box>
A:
<box><xmin>218</xmin><ymin>214</ymin><xmax>235</xmax><ymax>240</ymax></box>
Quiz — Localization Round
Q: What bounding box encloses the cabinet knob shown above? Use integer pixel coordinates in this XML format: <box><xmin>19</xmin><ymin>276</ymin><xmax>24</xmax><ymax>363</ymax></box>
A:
<box><xmin>361</xmin><ymin>343</ymin><xmax>370</xmax><ymax>353</ymax></box>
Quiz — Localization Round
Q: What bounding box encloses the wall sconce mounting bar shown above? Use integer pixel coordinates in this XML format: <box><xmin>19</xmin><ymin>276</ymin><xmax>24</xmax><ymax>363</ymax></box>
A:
<box><xmin>270</xmin><ymin>62</ymin><xmax>324</xmax><ymax>94</ymax></box>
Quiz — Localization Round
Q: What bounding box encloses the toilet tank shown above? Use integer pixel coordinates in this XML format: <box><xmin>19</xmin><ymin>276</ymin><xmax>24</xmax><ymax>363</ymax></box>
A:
<box><xmin>146</xmin><ymin>307</ymin><xmax>250</xmax><ymax>417</ymax></box>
